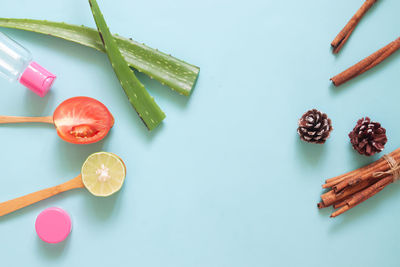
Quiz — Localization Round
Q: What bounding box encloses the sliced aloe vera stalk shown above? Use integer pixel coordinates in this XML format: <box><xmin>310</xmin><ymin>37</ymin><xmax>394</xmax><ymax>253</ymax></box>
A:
<box><xmin>0</xmin><ymin>18</ymin><xmax>199</xmax><ymax>96</ymax></box>
<box><xmin>89</xmin><ymin>0</ymin><xmax>165</xmax><ymax>130</ymax></box>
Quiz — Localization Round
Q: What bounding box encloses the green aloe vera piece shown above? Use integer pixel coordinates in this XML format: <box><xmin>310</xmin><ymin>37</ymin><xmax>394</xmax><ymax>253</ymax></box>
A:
<box><xmin>0</xmin><ymin>18</ymin><xmax>199</xmax><ymax>96</ymax></box>
<box><xmin>89</xmin><ymin>0</ymin><xmax>165</xmax><ymax>130</ymax></box>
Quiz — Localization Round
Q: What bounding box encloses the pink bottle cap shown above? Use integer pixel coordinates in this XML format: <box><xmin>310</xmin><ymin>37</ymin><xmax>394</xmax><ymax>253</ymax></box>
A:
<box><xmin>35</xmin><ymin>207</ymin><xmax>71</xmax><ymax>244</ymax></box>
<box><xmin>19</xmin><ymin>61</ymin><xmax>56</xmax><ymax>97</ymax></box>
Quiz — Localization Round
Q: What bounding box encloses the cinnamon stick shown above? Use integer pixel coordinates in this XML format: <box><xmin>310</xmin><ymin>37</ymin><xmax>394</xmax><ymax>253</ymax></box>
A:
<box><xmin>323</xmin><ymin>152</ymin><xmax>389</xmax><ymax>186</ymax></box>
<box><xmin>317</xmin><ymin>201</ymin><xmax>328</xmax><ymax>209</ymax></box>
<box><xmin>331</xmin><ymin>0</ymin><xmax>378</xmax><ymax>54</ymax></box>
<box><xmin>321</xmin><ymin>178</ymin><xmax>375</xmax><ymax>207</ymax></box>
<box><xmin>323</xmin><ymin>148</ymin><xmax>400</xmax><ymax>192</ymax></box>
<box><xmin>333</xmin><ymin>199</ymin><xmax>348</xmax><ymax>209</ymax></box>
<box><xmin>331</xmin><ymin>37</ymin><xmax>400</xmax><ymax>86</ymax></box>
<box><xmin>330</xmin><ymin>176</ymin><xmax>392</xmax><ymax>217</ymax></box>
<box><xmin>332</xmin><ymin>149</ymin><xmax>400</xmax><ymax>192</ymax></box>
<box><xmin>323</xmin><ymin>157</ymin><xmax>388</xmax><ymax>189</ymax></box>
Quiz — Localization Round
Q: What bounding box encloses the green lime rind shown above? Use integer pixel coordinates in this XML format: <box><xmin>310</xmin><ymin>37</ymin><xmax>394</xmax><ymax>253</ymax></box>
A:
<box><xmin>89</xmin><ymin>0</ymin><xmax>165</xmax><ymax>130</ymax></box>
<box><xmin>0</xmin><ymin>18</ymin><xmax>199</xmax><ymax>96</ymax></box>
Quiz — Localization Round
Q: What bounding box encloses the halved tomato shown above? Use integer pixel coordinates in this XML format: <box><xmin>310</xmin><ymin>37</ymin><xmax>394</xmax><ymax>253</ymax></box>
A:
<box><xmin>53</xmin><ymin>97</ymin><xmax>114</xmax><ymax>144</ymax></box>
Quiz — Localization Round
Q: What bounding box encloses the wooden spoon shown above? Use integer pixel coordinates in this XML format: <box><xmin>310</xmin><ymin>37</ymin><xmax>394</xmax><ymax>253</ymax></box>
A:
<box><xmin>0</xmin><ymin>152</ymin><xmax>126</xmax><ymax>217</ymax></box>
<box><xmin>0</xmin><ymin>175</ymin><xmax>84</xmax><ymax>217</ymax></box>
<box><xmin>0</xmin><ymin>96</ymin><xmax>114</xmax><ymax>144</ymax></box>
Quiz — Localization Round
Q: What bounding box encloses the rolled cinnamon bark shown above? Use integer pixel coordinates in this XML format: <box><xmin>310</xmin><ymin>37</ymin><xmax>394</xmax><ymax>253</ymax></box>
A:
<box><xmin>332</xmin><ymin>150</ymin><xmax>400</xmax><ymax>192</ymax></box>
<box><xmin>330</xmin><ymin>176</ymin><xmax>392</xmax><ymax>217</ymax></box>
<box><xmin>327</xmin><ymin>160</ymin><xmax>387</xmax><ymax>192</ymax></box>
<box><xmin>324</xmin><ymin>153</ymin><xmax>387</xmax><ymax>186</ymax></box>
<box><xmin>321</xmin><ymin>179</ymin><xmax>375</xmax><ymax>207</ymax></box>
<box><xmin>331</xmin><ymin>0</ymin><xmax>378</xmax><ymax>54</ymax></box>
<box><xmin>331</xmin><ymin>37</ymin><xmax>400</xmax><ymax>86</ymax></box>
<box><xmin>333</xmin><ymin>199</ymin><xmax>348</xmax><ymax>209</ymax></box>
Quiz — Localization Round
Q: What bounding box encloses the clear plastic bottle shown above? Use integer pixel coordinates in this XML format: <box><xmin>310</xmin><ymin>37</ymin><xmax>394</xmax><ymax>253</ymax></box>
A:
<box><xmin>0</xmin><ymin>31</ymin><xmax>56</xmax><ymax>97</ymax></box>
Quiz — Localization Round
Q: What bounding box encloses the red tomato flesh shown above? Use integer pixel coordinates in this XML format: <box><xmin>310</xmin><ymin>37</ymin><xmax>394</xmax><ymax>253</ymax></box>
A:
<box><xmin>53</xmin><ymin>97</ymin><xmax>114</xmax><ymax>144</ymax></box>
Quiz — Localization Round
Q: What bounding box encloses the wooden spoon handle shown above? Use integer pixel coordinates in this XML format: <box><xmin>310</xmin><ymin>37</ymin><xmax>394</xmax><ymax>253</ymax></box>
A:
<box><xmin>0</xmin><ymin>175</ymin><xmax>84</xmax><ymax>217</ymax></box>
<box><xmin>0</xmin><ymin>116</ymin><xmax>53</xmax><ymax>124</ymax></box>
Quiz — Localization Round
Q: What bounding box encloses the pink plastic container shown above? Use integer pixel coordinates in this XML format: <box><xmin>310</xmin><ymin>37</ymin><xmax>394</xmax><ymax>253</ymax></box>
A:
<box><xmin>35</xmin><ymin>207</ymin><xmax>71</xmax><ymax>243</ymax></box>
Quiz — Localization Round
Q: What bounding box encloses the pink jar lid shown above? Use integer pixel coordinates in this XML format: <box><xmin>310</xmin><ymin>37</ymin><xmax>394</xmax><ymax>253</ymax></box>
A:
<box><xmin>19</xmin><ymin>61</ymin><xmax>56</xmax><ymax>97</ymax></box>
<box><xmin>35</xmin><ymin>207</ymin><xmax>71</xmax><ymax>243</ymax></box>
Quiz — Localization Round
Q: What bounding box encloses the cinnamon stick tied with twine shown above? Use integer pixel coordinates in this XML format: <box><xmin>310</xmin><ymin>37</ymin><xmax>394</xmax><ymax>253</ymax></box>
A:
<box><xmin>331</xmin><ymin>37</ymin><xmax>400</xmax><ymax>86</ymax></box>
<box><xmin>318</xmin><ymin>148</ymin><xmax>400</xmax><ymax>218</ymax></box>
<box><xmin>331</xmin><ymin>0</ymin><xmax>378</xmax><ymax>54</ymax></box>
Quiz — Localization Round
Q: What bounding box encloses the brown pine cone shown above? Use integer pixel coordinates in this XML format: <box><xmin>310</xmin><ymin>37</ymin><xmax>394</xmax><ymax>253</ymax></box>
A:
<box><xmin>349</xmin><ymin>117</ymin><xmax>387</xmax><ymax>156</ymax></box>
<box><xmin>297</xmin><ymin>109</ymin><xmax>333</xmax><ymax>144</ymax></box>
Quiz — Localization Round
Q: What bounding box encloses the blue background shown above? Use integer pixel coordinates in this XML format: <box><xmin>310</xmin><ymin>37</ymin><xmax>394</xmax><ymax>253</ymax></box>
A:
<box><xmin>0</xmin><ymin>0</ymin><xmax>400</xmax><ymax>266</ymax></box>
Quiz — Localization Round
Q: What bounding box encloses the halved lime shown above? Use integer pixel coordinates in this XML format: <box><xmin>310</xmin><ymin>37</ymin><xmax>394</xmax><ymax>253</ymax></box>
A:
<box><xmin>81</xmin><ymin>152</ymin><xmax>126</xmax><ymax>197</ymax></box>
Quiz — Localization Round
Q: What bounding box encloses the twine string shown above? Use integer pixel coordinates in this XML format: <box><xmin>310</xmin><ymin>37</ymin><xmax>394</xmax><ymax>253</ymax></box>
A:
<box><xmin>373</xmin><ymin>154</ymin><xmax>400</xmax><ymax>181</ymax></box>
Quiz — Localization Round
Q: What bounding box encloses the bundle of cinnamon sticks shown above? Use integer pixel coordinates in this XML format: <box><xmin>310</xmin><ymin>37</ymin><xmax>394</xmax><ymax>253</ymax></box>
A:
<box><xmin>318</xmin><ymin>148</ymin><xmax>400</xmax><ymax>217</ymax></box>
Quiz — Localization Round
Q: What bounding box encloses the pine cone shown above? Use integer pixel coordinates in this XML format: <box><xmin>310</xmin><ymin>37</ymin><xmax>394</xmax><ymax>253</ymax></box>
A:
<box><xmin>297</xmin><ymin>109</ymin><xmax>333</xmax><ymax>144</ymax></box>
<box><xmin>349</xmin><ymin>117</ymin><xmax>387</xmax><ymax>156</ymax></box>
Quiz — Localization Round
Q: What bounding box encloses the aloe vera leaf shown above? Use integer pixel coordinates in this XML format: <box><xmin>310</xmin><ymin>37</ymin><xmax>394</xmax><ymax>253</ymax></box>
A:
<box><xmin>0</xmin><ymin>18</ymin><xmax>199</xmax><ymax>96</ymax></box>
<box><xmin>89</xmin><ymin>0</ymin><xmax>165</xmax><ymax>131</ymax></box>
